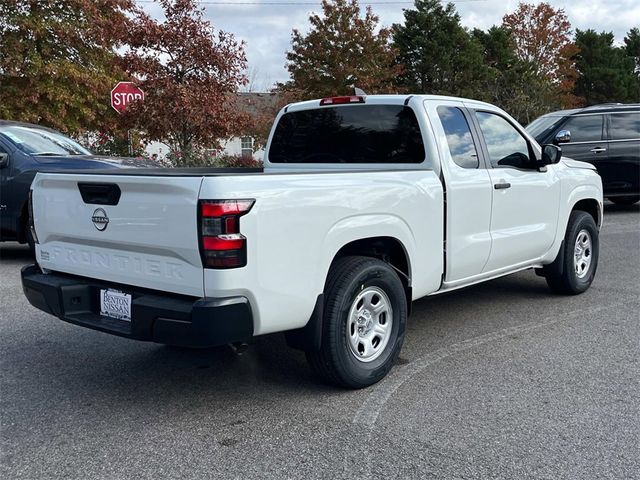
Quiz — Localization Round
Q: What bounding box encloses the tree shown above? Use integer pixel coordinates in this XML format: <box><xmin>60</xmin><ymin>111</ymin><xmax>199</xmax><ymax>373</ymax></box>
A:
<box><xmin>123</xmin><ymin>0</ymin><xmax>248</xmax><ymax>166</ymax></box>
<box><xmin>573</xmin><ymin>29</ymin><xmax>640</xmax><ymax>104</ymax></box>
<box><xmin>472</xmin><ymin>26</ymin><xmax>553</xmax><ymax>124</ymax></box>
<box><xmin>0</xmin><ymin>0</ymin><xmax>134</xmax><ymax>133</ymax></box>
<box><xmin>282</xmin><ymin>0</ymin><xmax>400</xmax><ymax>98</ymax></box>
<box><xmin>502</xmin><ymin>2</ymin><xmax>579</xmax><ymax>107</ymax></box>
<box><xmin>236</xmin><ymin>93</ymin><xmax>285</xmax><ymax>153</ymax></box>
<box><xmin>502</xmin><ymin>2</ymin><xmax>578</xmax><ymax>80</ymax></box>
<box><xmin>88</xmin><ymin>131</ymin><xmax>147</xmax><ymax>158</ymax></box>
<box><xmin>392</xmin><ymin>0</ymin><xmax>487</xmax><ymax>97</ymax></box>
<box><xmin>624</xmin><ymin>27</ymin><xmax>640</xmax><ymax>72</ymax></box>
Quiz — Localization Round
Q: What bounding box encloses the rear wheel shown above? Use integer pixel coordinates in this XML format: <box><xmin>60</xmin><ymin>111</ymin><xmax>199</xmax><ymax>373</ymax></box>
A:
<box><xmin>544</xmin><ymin>211</ymin><xmax>599</xmax><ymax>295</ymax></box>
<box><xmin>609</xmin><ymin>195</ymin><xmax>640</xmax><ymax>206</ymax></box>
<box><xmin>306</xmin><ymin>256</ymin><xmax>407</xmax><ymax>389</ymax></box>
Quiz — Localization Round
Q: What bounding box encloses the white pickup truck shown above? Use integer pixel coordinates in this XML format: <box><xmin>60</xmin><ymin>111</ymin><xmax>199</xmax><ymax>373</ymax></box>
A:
<box><xmin>22</xmin><ymin>94</ymin><xmax>603</xmax><ymax>388</ymax></box>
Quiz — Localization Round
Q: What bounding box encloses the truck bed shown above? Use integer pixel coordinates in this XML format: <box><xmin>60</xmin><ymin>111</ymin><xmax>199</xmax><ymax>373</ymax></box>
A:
<box><xmin>30</xmin><ymin>168</ymin><xmax>445</xmax><ymax>331</ymax></box>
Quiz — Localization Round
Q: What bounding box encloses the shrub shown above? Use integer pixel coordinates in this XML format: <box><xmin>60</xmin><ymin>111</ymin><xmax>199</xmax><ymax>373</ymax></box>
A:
<box><xmin>165</xmin><ymin>149</ymin><xmax>263</xmax><ymax>168</ymax></box>
<box><xmin>212</xmin><ymin>154</ymin><xmax>263</xmax><ymax>168</ymax></box>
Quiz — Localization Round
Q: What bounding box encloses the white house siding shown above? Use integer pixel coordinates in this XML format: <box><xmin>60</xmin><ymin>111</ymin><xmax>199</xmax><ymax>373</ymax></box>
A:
<box><xmin>144</xmin><ymin>137</ymin><xmax>265</xmax><ymax>161</ymax></box>
<box><xmin>145</xmin><ymin>140</ymin><xmax>170</xmax><ymax>158</ymax></box>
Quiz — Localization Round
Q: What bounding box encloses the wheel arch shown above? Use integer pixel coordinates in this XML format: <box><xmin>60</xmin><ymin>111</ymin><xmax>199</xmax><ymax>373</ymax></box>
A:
<box><xmin>328</xmin><ymin>236</ymin><xmax>413</xmax><ymax>315</ymax></box>
<box><xmin>331</xmin><ymin>236</ymin><xmax>411</xmax><ymax>283</ymax></box>
<box><xmin>286</xmin><ymin>235</ymin><xmax>413</xmax><ymax>352</ymax></box>
<box><xmin>572</xmin><ymin>198</ymin><xmax>602</xmax><ymax>229</ymax></box>
<box><xmin>541</xmin><ymin>186</ymin><xmax>602</xmax><ymax>267</ymax></box>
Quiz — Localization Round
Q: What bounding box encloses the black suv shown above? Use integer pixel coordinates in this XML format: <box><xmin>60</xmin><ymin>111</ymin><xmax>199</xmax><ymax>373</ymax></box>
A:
<box><xmin>527</xmin><ymin>104</ymin><xmax>640</xmax><ymax>205</ymax></box>
<box><xmin>0</xmin><ymin>121</ymin><xmax>157</xmax><ymax>247</ymax></box>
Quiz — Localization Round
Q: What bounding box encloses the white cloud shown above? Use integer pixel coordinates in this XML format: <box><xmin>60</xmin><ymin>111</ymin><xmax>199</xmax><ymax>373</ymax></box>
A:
<box><xmin>139</xmin><ymin>0</ymin><xmax>638</xmax><ymax>88</ymax></box>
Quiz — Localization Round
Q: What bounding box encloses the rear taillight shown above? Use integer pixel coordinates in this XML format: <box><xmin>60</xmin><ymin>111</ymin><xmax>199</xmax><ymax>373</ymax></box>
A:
<box><xmin>199</xmin><ymin>199</ymin><xmax>254</xmax><ymax>269</ymax></box>
<box><xmin>28</xmin><ymin>190</ymin><xmax>39</xmax><ymax>244</ymax></box>
<box><xmin>319</xmin><ymin>95</ymin><xmax>365</xmax><ymax>106</ymax></box>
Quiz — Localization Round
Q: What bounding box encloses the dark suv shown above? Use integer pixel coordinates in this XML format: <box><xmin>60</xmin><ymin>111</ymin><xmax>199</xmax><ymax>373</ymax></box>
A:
<box><xmin>527</xmin><ymin>104</ymin><xmax>639</xmax><ymax>205</ymax></box>
<box><xmin>0</xmin><ymin>121</ymin><xmax>157</xmax><ymax>247</ymax></box>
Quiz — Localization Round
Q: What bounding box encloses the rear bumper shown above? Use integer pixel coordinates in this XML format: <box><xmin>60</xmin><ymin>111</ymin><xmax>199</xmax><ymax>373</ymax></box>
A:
<box><xmin>21</xmin><ymin>265</ymin><xmax>253</xmax><ymax>347</ymax></box>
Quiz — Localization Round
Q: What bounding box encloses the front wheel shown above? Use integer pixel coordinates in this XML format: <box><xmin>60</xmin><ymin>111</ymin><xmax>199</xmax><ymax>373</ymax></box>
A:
<box><xmin>306</xmin><ymin>256</ymin><xmax>407</xmax><ymax>389</ymax></box>
<box><xmin>544</xmin><ymin>211</ymin><xmax>599</xmax><ymax>295</ymax></box>
<box><xmin>609</xmin><ymin>195</ymin><xmax>639</xmax><ymax>206</ymax></box>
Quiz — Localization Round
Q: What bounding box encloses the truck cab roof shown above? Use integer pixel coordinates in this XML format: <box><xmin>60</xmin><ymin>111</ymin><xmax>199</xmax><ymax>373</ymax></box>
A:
<box><xmin>284</xmin><ymin>94</ymin><xmax>496</xmax><ymax>112</ymax></box>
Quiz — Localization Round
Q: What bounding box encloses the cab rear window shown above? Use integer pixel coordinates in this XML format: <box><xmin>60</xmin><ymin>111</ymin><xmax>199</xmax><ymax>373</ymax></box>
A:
<box><xmin>268</xmin><ymin>105</ymin><xmax>426</xmax><ymax>164</ymax></box>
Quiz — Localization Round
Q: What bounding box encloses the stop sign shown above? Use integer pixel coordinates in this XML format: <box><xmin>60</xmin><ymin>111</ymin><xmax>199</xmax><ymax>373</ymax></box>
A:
<box><xmin>111</xmin><ymin>81</ymin><xmax>144</xmax><ymax>114</ymax></box>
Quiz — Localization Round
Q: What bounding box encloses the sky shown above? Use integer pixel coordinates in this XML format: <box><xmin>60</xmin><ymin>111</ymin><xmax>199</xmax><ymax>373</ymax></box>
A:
<box><xmin>137</xmin><ymin>0</ymin><xmax>640</xmax><ymax>90</ymax></box>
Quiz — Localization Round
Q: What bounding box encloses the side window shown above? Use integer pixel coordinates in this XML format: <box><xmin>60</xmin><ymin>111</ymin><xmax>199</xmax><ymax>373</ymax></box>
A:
<box><xmin>0</xmin><ymin>142</ymin><xmax>8</xmax><ymax>170</ymax></box>
<box><xmin>562</xmin><ymin>115</ymin><xmax>604</xmax><ymax>142</ymax></box>
<box><xmin>475</xmin><ymin>111</ymin><xmax>532</xmax><ymax>169</ymax></box>
<box><xmin>610</xmin><ymin>113</ymin><xmax>640</xmax><ymax>141</ymax></box>
<box><xmin>437</xmin><ymin>106</ymin><xmax>479</xmax><ymax>169</ymax></box>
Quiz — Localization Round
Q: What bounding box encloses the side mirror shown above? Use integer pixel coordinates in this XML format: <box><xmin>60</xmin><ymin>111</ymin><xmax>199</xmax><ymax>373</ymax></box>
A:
<box><xmin>555</xmin><ymin>129</ymin><xmax>571</xmax><ymax>144</ymax></box>
<box><xmin>0</xmin><ymin>153</ymin><xmax>8</xmax><ymax>169</ymax></box>
<box><xmin>541</xmin><ymin>144</ymin><xmax>562</xmax><ymax>166</ymax></box>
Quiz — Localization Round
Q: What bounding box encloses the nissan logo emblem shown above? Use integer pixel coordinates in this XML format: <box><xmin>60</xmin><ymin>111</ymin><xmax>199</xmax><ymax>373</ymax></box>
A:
<box><xmin>92</xmin><ymin>208</ymin><xmax>109</xmax><ymax>231</ymax></box>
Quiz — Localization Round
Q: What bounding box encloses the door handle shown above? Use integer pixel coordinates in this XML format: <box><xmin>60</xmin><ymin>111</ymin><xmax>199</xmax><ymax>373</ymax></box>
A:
<box><xmin>590</xmin><ymin>147</ymin><xmax>607</xmax><ymax>153</ymax></box>
<box><xmin>494</xmin><ymin>182</ymin><xmax>511</xmax><ymax>190</ymax></box>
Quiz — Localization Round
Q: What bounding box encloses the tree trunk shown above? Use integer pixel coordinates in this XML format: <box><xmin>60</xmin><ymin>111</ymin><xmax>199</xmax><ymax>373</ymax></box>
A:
<box><xmin>177</xmin><ymin>126</ymin><xmax>192</xmax><ymax>167</ymax></box>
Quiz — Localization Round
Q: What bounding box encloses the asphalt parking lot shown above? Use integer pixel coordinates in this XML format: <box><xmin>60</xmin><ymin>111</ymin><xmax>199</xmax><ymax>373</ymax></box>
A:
<box><xmin>1</xmin><ymin>202</ymin><xmax>638</xmax><ymax>480</ymax></box>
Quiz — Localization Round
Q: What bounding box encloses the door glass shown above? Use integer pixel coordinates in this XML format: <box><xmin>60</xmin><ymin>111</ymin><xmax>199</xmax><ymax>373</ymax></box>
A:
<box><xmin>562</xmin><ymin>115</ymin><xmax>604</xmax><ymax>142</ymax></box>
<box><xmin>0</xmin><ymin>144</ymin><xmax>7</xmax><ymax>170</ymax></box>
<box><xmin>610</xmin><ymin>113</ymin><xmax>640</xmax><ymax>140</ymax></box>
<box><xmin>475</xmin><ymin>111</ymin><xmax>532</xmax><ymax>169</ymax></box>
<box><xmin>437</xmin><ymin>106</ymin><xmax>479</xmax><ymax>169</ymax></box>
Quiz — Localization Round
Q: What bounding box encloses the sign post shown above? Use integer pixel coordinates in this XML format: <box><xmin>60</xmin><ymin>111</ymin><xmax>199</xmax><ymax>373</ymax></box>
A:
<box><xmin>111</xmin><ymin>82</ymin><xmax>144</xmax><ymax>157</ymax></box>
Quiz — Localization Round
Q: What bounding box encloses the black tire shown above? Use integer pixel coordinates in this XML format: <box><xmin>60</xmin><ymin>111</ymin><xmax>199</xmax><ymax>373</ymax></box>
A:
<box><xmin>306</xmin><ymin>256</ymin><xmax>407</xmax><ymax>389</ymax></box>
<box><xmin>544</xmin><ymin>211</ymin><xmax>599</xmax><ymax>295</ymax></box>
<box><xmin>609</xmin><ymin>195</ymin><xmax>640</xmax><ymax>206</ymax></box>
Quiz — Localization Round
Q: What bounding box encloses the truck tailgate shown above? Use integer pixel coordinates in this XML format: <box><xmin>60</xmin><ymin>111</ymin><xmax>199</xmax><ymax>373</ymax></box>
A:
<box><xmin>31</xmin><ymin>173</ymin><xmax>204</xmax><ymax>297</ymax></box>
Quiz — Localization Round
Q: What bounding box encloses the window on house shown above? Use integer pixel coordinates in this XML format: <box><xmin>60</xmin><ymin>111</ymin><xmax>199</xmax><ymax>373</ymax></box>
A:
<box><xmin>241</xmin><ymin>137</ymin><xmax>253</xmax><ymax>158</ymax></box>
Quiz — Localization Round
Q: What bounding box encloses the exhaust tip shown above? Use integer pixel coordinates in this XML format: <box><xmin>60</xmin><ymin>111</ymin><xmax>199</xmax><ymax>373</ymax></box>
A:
<box><xmin>228</xmin><ymin>342</ymin><xmax>249</xmax><ymax>356</ymax></box>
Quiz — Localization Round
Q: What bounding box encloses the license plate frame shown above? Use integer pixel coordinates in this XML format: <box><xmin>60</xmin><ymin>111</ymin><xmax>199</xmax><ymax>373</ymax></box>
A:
<box><xmin>100</xmin><ymin>288</ymin><xmax>132</xmax><ymax>322</ymax></box>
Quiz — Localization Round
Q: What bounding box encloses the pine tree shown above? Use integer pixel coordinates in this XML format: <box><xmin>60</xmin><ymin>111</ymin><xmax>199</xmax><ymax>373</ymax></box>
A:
<box><xmin>574</xmin><ymin>29</ymin><xmax>640</xmax><ymax>104</ymax></box>
<box><xmin>392</xmin><ymin>0</ymin><xmax>487</xmax><ymax>97</ymax></box>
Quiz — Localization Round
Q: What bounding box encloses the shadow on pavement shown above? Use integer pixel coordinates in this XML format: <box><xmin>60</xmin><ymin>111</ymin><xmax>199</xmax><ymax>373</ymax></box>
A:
<box><xmin>6</xmin><ymin>269</ymin><xmax>558</xmax><ymax>409</ymax></box>
<box><xmin>0</xmin><ymin>242</ymin><xmax>33</xmax><ymax>263</ymax></box>
<box><xmin>0</xmin><ymin>216</ymin><xmax>613</xmax><ymax>406</ymax></box>
<box><xmin>603</xmin><ymin>201</ymin><xmax>640</xmax><ymax>216</ymax></box>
